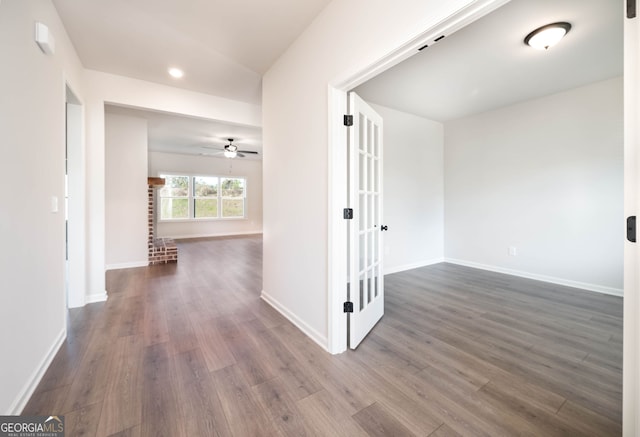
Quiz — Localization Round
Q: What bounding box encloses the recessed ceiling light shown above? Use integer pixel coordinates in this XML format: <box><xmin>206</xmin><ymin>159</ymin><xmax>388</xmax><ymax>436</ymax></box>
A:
<box><xmin>168</xmin><ymin>67</ymin><xmax>184</xmax><ymax>78</ymax></box>
<box><xmin>524</xmin><ymin>22</ymin><xmax>571</xmax><ymax>50</ymax></box>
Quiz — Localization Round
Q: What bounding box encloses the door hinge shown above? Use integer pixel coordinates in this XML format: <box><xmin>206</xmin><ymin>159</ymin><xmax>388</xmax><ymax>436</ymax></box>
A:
<box><xmin>629</xmin><ymin>0</ymin><xmax>637</xmax><ymax>18</ymax></box>
<box><xmin>343</xmin><ymin>301</ymin><xmax>354</xmax><ymax>313</ymax></box>
<box><xmin>628</xmin><ymin>216</ymin><xmax>636</xmax><ymax>243</ymax></box>
<box><xmin>344</xmin><ymin>115</ymin><xmax>353</xmax><ymax>126</ymax></box>
<box><xmin>343</xmin><ymin>208</ymin><xmax>353</xmax><ymax>220</ymax></box>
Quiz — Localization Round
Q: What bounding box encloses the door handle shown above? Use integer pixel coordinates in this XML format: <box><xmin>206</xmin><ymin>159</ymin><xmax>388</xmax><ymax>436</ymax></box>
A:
<box><xmin>380</xmin><ymin>225</ymin><xmax>388</xmax><ymax>231</ymax></box>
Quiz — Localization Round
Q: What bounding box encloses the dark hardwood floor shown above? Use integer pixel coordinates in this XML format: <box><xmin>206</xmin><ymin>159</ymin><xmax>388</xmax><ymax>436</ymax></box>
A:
<box><xmin>24</xmin><ymin>235</ymin><xmax>623</xmax><ymax>436</ymax></box>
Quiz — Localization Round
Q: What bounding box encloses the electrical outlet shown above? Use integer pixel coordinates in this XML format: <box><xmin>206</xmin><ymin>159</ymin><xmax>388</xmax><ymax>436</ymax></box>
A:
<box><xmin>508</xmin><ymin>246</ymin><xmax>517</xmax><ymax>256</ymax></box>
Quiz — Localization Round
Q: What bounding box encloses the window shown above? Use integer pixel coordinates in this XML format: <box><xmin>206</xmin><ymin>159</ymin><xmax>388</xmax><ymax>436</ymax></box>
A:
<box><xmin>221</xmin><ymin>178</ymin><xmax>245</xmax><ymax>218</ymax></box>
<box><xmin>158</xmin><ymin>174</ymin><xmax>246</xmax><ymax>220</ymax></box>
<box><xmin>159</xmin><ymin>175</ymin><xmax>189</xmax><ymax>219</ymax></box>
<box><xmin>194</xmin><ymin>176</ymin><xmax>218</xmax><ymax>218</ymax></box>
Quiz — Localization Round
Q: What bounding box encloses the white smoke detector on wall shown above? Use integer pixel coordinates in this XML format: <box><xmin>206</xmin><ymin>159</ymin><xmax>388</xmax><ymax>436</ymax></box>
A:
<box><xmin>35</xmin><ymin>22</ymin><xmax>55</xmax><ymax>55</ymax></box>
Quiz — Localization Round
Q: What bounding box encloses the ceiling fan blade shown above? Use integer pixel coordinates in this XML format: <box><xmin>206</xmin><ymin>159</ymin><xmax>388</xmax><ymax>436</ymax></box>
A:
<box><xmin>201</xmin><ymin>145</ymin><xmax>225</xmax><ymax>151</ymax></box>
<box><xmin>237</xmin><ymin>150</ymin><xmax>259</xmax><ymax>154</ymax></box>
<box><xmin>236</xmin><ymin>152</ymin><xmax>245</xmax><ymax>158</ymax></box>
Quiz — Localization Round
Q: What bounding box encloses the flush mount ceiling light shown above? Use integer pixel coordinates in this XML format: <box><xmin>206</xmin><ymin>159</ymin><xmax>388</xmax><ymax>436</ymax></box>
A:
<box><xmin>524</xmin><ymin>22</ymin><xmax>571</xmax><ymax>50</ymax></box>
<box><xmin>168</xmin><ymin>67</ymin><xmax>184</xmax><ymax>78</ymax></box>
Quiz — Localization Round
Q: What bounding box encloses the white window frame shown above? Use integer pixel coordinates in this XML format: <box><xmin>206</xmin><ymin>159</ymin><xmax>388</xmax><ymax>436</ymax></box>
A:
<box><xmin>193</xmin><ymin>175</ymin><xmax>220</xmax><ymax>219</ymax></box>
<box><xmin>158</xmin><ymin>172</ymin><xmax>247</xmax><ymax>222</ymax></box>
<box><xmin>158</xmin><ymin>174</ymin><xmax>190</xmax><ymax>221</ymax></box>
<box><xmin>220</xmin><ymin>177</ymin><xmax>247</xmax><ymax>219</ymax></box>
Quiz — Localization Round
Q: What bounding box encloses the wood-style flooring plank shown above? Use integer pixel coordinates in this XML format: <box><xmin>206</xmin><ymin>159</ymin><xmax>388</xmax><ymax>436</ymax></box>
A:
<box><xmin>429</xmin><ymin>424</ymin><xmax>463</xmax><ymax>437</ymax></box>
<box><xmin>352</xmin><ymin>402</ymin><xmax>417</xmax><ymax>437</ymax></box>
<box><xmin>22</xmin><ymin>236</ymin><xmax>622</xmax><ymax>436</ymax></box>
<box><xmin>192</xmin><ymin>318</ymin><xmax>237</xmax><ymax>372</ymax></box>
<box><xmin>64</xmin><ymin>403</ymin><xmax>103</xmax><ymax>437</ymax></box>
<box><xmin>96</xmin><ymin>335</ymin><xmax>143</xmax><ymax>436</ymax></box>
<box><xmin>140</xmin><ymin>343</ymin><xmax>184</xmax><ymax>437</ymax></box>
<box><xmin>296</xmin><ymin>390</ymin><xmax>369</xmax><ymax>437</ymax></box>
<box><xmin>252</xmin><ymin>376</ymin><xmax>310</xmax><ymax>436</ymax></box>
<box><xmin>172</xmin><ymin>348</ymin><xmax>232</xmax><ymax>437</ymax></box>
<box><xmin>106</xmin><ymin>426</ymin><xmax>140</xmax><ymax>437</ymax></box>
<box><xmin>212</xmin><ymin>364</ymin><xmax>279</xmax><ymax>437</ymax></box>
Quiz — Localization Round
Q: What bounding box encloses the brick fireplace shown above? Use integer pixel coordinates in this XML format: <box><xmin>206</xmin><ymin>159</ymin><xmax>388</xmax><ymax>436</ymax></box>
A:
<box><xmin>147</xmin><ymin>177</ymin><xmax>178</xmax><ymax>265</ymax></box>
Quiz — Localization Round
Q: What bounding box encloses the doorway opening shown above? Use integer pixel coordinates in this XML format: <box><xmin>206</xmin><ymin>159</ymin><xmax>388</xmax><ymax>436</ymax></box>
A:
<box><xmin>332</xmin><ymin>0</ymin><xmax>623</xmax><ymax>351</ymax></box>
<box><xmin>329</xmin><ymin>2</ymin><xmax>637</xmax><ymax>430</ymax></box>
<box><xmin>65</xmin><ymin>84</ymin><xmax>86</xmax><ymax>308</ymax></box>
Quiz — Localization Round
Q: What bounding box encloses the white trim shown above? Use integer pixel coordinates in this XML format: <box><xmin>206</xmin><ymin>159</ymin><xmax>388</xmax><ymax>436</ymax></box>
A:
<box><xmin>623</xmin><ymin>3</ymin><xmax>640</xmax><ymax>435</ymax></box>
<box><xmin>261</xmin><ymin>291</ymin><xmax>328</xmax><ymax>351</ymax></box>
<box><xmin>85</xmin><ymin>291</ymin><xmax>108</xmax><ymax>304</ymax></box>
<box><xmin>327</xmin><ymin>0</ymin><xmax>512</xmax><ymax>355</ymax></box>
<box><xmin>105</xmin><ymin>261</ymin><xmax>149</xmax><ymax>270</ymax></box>
<box><xmin>167</xmin><ymin>231</ymin><xmax>263</xmax><ymax>240</ymax></box>
<box><xmin>158</xmin><ymin>217</ymin><xmax>249</xmax><ymax>223</ymax></box>
<box><xmin>330</xmin><ymin>0</ymin><xmax>511</xmax><ymax>91</ymax></box>
<box><xmin>384</xmin><ymin>258</ymin><xmax>445</xmax><ymax>275</ymax></box>
<box><xmin>63</xmin><ymin>79</ymin><xmax>86</xmax><ymax>311</ymax></box>
<box><xmin>445</xmin><ymin>258</ymin><xmax>623</xmax><ymax>297</ymax></box>
<box><xmin>327</xmin><ymin>86</ymin><xmax>348</xmax><ymax>354</ymax></box>
<box><xmin>9</xmin><ymin>329</ymin><xmax>66</xmax><ymax>415</ymax></box>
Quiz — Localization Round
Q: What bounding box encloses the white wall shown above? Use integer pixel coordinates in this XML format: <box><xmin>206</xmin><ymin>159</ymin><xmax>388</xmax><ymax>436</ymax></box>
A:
<box><xmin>0</xmin><ymin>0</ymin><xmax>84</xmax><ymax>414</ymax></box>
<box><xmin>84</xmin><ymin>70</ymin><xmax>262</xmax><ymax>302</ymax></box>
<box><xmin>105</xmin><ymin>113</ymin><xmax>149</xmax><ymax>268</ymax></box>
<box><xmin>444</xmin><ymin>77</ymin><xmax>624</xmax><ymax>294</ymax></box>
<box><xmin>370</xmin><ymin>104</ymin><xmax>444</xmax><ymax>273</ymax></box>
<box><xmin>149</xmin><ymin>152</ymin><xmax>263</xmax><ymax>238</ymax></box>
<box><xmin>262</xmin><ymin>0</ymin><xmax>477</xmax><ymax>349</ymax></box>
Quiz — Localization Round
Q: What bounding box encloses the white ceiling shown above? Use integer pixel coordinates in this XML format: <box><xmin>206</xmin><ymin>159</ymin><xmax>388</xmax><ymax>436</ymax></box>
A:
<box><xmin>53</xmin><ymin>0</ymin><xmax>332</xmax><ymax>105</ymax></box>
<box><xmin>105</xmin><ymin>104</ymin><xmax>262</xmax><ymax>159</ymax></box>
<box><xmin>355</xmin><ymin>0</ymin><xmax>623</xmax><ymax>122</ymax></box>
<box><xmin>60</xmin><ymin>0</ymin><xmax>623</xmax><ymax>157</ymax></box>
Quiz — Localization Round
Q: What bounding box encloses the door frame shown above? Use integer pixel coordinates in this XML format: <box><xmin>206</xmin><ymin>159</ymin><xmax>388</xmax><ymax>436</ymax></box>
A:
<box><xmin>327</xmin><ymin>0</ymin><xmax>512</xmax><ymax>354</ymax></box>
<box><xmin>327</xmin><ymin>3</ymin><xmax>639</xmax><ymax>433</ymax></box>
<box><xmin>64</xmin><ymin>82</ymin><xmax>87</xmax><ymax>309</ymax></box>
<box><xmin>623</xmin><ymin>0</ymin><xmax>639</xmax><ymax>433</ymax></box>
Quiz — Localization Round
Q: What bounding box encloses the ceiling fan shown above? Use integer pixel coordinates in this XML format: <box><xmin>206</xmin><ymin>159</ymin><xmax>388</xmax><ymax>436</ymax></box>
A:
<box><xmin>201</xmin><ymin>138</ymin><xmax>259</xmax><ymax>158</ymax></box>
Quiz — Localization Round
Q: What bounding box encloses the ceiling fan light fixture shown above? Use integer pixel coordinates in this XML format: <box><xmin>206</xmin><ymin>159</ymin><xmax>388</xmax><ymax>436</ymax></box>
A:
<box><xmin>524</xmin><ymin>22</ymin><xmax>571</xmax><ymax>50</ymax></box>
<box><xmin>224</xmin><ymin>150</ymin><xmax>237</xmax><ymax>158</ymax></box>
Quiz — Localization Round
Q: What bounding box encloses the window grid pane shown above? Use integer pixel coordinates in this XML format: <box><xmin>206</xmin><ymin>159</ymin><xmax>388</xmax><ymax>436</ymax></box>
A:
<box><xmin>194</xmin><ymin>199</ymin><xmax>218</xmax><ymax>218</ymax></box>
<box><xmin>159</xmin><ymin>175</ymin><xmax>189</xmax><ymax>220</ymax></box>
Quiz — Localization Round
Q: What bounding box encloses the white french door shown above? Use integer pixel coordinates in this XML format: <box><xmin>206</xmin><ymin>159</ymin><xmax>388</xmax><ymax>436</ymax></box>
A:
<box><xmin>348</xmin><ymin>92</ymin><xmax>384</xmax><ymax>349</ymax></box>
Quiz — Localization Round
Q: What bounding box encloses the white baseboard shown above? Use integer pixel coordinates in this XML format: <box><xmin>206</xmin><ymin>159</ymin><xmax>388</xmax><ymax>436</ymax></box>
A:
<box><xmin>163</xmin><ymin>231</ymin><xmax>263</xmax><ymax>240</ymax></box>
<box><xmin>384</xmin><ymin>257</ymin><xmax>445</xmax><ymax>275</ymax></box>
<box><xmin>444</xmin><ymin>258</ymin><xmax>623</xmax><ymax>297</ymax></box>
<box><xmin>105</xmin><ymin>261</ymin><xmax>148</xmax><ymax>271</ymax></box>
<box><xmin>9</xmin><ymin>328</ymin><xmax>66</xmax><ymax>415</ymax></box>
<box><xmin>260</xmin><ymin>291</ymin><xmax>328</xmax><ymax>351</ymax></box>
<box><xmin>85</xmin><ymin>291</ymin><xmax>108</xmax><ymax>304</ymax></box>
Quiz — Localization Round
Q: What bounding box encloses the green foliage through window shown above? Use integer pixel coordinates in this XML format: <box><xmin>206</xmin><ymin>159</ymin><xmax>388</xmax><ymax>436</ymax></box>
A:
<box><xmin>159</xmin><ymin>174</ymin><xmax>245</xmax><ymax>220</ymax></box>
